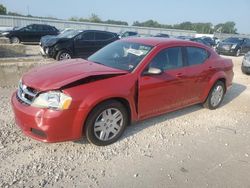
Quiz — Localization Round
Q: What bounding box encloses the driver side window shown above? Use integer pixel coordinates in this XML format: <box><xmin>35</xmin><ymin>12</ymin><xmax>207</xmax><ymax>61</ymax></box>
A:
<box><xmin>149</xmin><ymin>47</ymin><xmax>183</xmax><ymax>70</ymax></box>
<box><xmin>81</xmin><ymin>32</ymin><xmax>95</xmax><ymax>41</ymax></box>
<box><xmin>23</xmin><ymin>25</ymin><xmax>34</xmax><ymax>32</ymax></box>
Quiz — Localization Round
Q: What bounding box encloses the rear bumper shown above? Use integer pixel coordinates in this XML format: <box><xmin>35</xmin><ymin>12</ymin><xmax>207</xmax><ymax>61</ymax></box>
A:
<box><xmin>11</xmin><ymin>92</ymin><xmax>88</xmax><ymax>142</ymax></box>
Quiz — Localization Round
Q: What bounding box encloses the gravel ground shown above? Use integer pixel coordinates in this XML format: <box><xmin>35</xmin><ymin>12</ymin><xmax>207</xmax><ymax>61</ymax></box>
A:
<box><xmin>0</xmin><ymin>55</ymin><xmax>250</xmax><ymax>188</ymax></box>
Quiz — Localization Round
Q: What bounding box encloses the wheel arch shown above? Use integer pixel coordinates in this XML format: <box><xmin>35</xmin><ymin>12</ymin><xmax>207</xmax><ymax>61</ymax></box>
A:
<box><xmin>82</xmin><ymin>97</ymin><xmax>132</xmax><ymax>135</ymax></box>
<box><xmin>201</xmin><ymin>72</ymin><xmax>227</xmax><ymax>102</ymax></box>
<box><xmin>10</xmin><ymin>35</ymin><xmax>21</xmax><ymax>43</ymax></box>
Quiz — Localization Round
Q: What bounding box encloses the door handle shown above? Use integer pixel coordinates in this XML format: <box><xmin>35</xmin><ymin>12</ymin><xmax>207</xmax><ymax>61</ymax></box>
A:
<box><xmin>208</xmin><ymin>66</ymin><xmax>214</xmax><ymax>71</ymax></box>
<box><xmin>176</xmin><ymin>73</ymin><xmax>184</xmax><ymax>78</ymax></box>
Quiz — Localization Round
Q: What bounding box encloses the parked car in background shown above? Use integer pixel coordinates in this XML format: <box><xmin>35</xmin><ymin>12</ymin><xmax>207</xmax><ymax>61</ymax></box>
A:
<box><xmin>154</xmin><ymin>33</ymin><xmax>169</xmax><ymax>38</ymax></box>
<box><xmin>119</xmin><ymin>31</ymin><xmax>138</xmax><ymax>38</ymax></box>
<box><xmin>12</xmin><ymin>37</ymin><xmax>233</xmax><ymax>146</ymax></box>
<box><xmin>190</xmin><ymin>37</ymin><xmax>211</xmax><ymax>47</ymax></box>
<box><xmin>242</xmin><ymin>51</ymin><xmax>250</xmax><ymax>74</ymax></box>
<box><xmin>2</xmin><ymin>24</ymin><xmax>59</xmax><ymax>43</ymax></box>
<box><xmin>176</xmin><ymin>35</ymin><xmax>192</xmax><ymax>40</ymax></box>
<box><xmin>40</xmin><ymin>30</ymin><xmax>119</xmax><ymax>60</ymax></box>
<box><xmin>40</xmin><ymin>28</ymin><xmax>75</xmax><ymax>45</ymax></box>
<box><xmin>201</xmin><ymin>37</ymin><xmax>216</xmax><ymax>47</ymax></box>
<box><xmin>213</xmin><ymin>37</ymin><xmax>220</xmax><ymax>45</ymax></box>
<box><xmin>216</xmin><ymin>37</ymin><xmax>250</xmax><ymax>56</ymax></box>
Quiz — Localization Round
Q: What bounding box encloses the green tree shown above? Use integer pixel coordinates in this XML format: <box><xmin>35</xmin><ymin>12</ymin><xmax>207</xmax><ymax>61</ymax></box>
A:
<box><xmin>132</xmin><ymin>20</ymin><xmax>161</xmax><ymax>28</ymax></box>
<box><xmin>89</xmin><ymin>14</ymin><xmax>102</xmax><ymax>23</ymax></box>
<box><xmin>0</xmin><ymin>4</ymin><xmax>7</xmax><ymax>15</ymax></box>
<box><xmin>105</xmin><ymin>19</ymin><xmax>128</xmax><ymax>26</ymax></box>
<box><xmin>214</xmin><ymin>22</ymin><xmax>237</xmax><ymax>34</ymax></box>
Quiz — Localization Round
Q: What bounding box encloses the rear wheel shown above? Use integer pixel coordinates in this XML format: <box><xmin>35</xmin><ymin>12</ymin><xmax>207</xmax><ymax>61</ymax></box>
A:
<box><xmin>56</xmin><ymin>50</ymin><xmax>72</xmax><ymax>61</ymax></box>
<box><xmin>10</xmin><ymin>36</ymin><xmax>20</xmax><ymax>44</ymax></box>
<box><xmin>203</xmin><ymin>81</ymin><xmax>225</xmax><ymax>110</ymax></box>
<box><xmin>85</xmin><ymin>100</ymin><xmax>128</xmax><ymax>146</ymax></box>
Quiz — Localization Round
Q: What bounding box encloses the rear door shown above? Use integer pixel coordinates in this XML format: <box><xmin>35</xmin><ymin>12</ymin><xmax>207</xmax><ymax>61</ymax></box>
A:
<box><xmin>183</xmin><ymin>46</ymin><xmax>212</xmax><ymax>103</ymax></box>
<box><xmin>74</xmin><ymin>31</ymin><xmax>95</xmax><ymax>58</ymax></box>
<box><xmin>138</xmin><ymin>46</ymin><xmax>190</xmax><ymax>119</ymax></box>
<box><xmin>24</xmin><ymin>24</ymin><xmax>43</xmax><ymax>42</ymax></box>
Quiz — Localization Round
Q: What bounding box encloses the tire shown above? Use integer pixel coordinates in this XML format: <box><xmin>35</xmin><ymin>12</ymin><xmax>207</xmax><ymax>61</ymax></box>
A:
<box><xmin>85</xmin><ymin>100</ymin><xmax>128</xmax><ymax>146</ymax></box>
<box><xmin>10</xmin><ymin>36</ymin><xmax>20</xmax><ymax>44</ymax></box>
<box><xmin>56</xmin><ymin>50</ymin><xmax>72</xmax><ymax>61</ymax></box>
<box><xmin>203</xmin><ymin>81</ymin><xmax>225</xmax><ymax>110</ymax></box>
<box><xmin>235</xmin><ymin>49</ymin><xmax>241</xmax><ymax>57</ymax></box>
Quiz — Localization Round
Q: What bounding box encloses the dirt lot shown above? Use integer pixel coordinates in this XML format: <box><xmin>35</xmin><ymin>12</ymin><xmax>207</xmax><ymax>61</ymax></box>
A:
<box><xmin>0</xmin><ymin>55</ymin><xmax>249</xmax><ymax>188</ymax></box>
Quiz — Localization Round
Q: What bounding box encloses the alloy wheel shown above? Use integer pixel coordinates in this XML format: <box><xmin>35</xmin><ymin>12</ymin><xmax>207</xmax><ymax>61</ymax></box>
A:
<box><xmin>210</xmin><ymin>85</ymin><xmax>224</xmax><ymax>107</ymax></box>
<box><xmin>59</xmin><ymin>52</ymin><xmax>71</xmax><ymax>60</ymax></box>
<box><xmin>93</xmin><ymin>108</ymin><xmax>123</xmax><ymax>141</ymax></box>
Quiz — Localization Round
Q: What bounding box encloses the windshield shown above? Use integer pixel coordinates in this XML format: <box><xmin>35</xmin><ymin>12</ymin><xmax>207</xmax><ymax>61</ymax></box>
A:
<box><xmin>223</xmin><ymin>37</ymin><xmax>243</xmax><ymax>44</ymax></box>
<box><xmin>57</xmin><ymin>30</ymin><xmax>82</xmax><ymax>38</ymax></box>
<box><xmin>88</xmin><ymin>41</ymin><xmax>153</xmax><ymax>72</ymax></box>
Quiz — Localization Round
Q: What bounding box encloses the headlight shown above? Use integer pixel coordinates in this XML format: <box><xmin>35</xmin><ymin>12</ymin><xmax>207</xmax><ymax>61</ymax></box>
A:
<box><xmin>45</xmin><ymin>47</ymin><xmax>49</xmax><ymax>54</ymax></box>
<box><xmin>2</xmin><ymin>32</ymin><xmax>9</xmax><ymax>36</ymax></box>
<box><xmin>231</xmin><ymin>44</ymin><xmax>237</xmax><ymax>49</ymax></box>
<box><xmin>31</xmin><ymin>91</ymin><xmax>72</xmax><ymax>110</ymax></box>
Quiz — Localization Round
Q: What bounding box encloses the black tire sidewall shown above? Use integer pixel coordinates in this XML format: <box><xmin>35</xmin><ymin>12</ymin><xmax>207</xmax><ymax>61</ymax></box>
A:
<box><xmin>10</xmin><ymin>36</ymin><xmax>20</xmax><ymax>44</ymax></box>
<box><xmin>84</xmin><ymin>100</ymin><xmax>128</xmax><ymax>146</ymax></box>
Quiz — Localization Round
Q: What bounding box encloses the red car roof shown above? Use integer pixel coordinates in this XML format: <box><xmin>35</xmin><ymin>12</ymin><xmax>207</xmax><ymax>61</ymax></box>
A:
<box><xmin>122</xmin><ymin>37</ymin><xmax>209</xmax><ymax>49</ymax></box>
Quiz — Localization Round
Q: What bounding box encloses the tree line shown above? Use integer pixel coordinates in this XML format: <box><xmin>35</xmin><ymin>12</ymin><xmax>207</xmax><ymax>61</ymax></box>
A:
<box><xmin>68</xmin><ymin>14</ymin><xmax>129</xmax><ymax>26</ymax></box>
<box><xmin>133</xmin><ymin>20</ymin><xmax>237</xmax><ymax>34</ymax></box>
<box><xmin>0</xmin><ymin>4</ymin><xmax>237</xmax><ymax>34</ymax></box>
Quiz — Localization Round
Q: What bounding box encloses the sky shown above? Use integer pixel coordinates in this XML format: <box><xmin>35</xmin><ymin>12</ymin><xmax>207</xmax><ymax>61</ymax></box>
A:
<box><xmin>1</xmin><ymin>0</ymin><xmax>250</xmax><ymax>34</ymax></box>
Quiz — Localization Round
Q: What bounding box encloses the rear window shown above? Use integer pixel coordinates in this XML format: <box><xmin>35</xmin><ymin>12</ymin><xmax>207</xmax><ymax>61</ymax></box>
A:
<box><xmin>186</xmin><ymin>47</ymin><xmax>209</xmax><ymax>66</ymax></box>
<box><xmin>95</xmin><ymin>32</ymin><xmax>114</xmax><ymax>40</ymax></box>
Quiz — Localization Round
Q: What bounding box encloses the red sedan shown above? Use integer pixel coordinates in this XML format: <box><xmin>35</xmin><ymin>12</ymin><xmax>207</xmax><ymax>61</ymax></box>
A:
<box><xmin>11</xmin><ymin>37</ymin><xmax>234</xmax><ymax>146</ymax></box>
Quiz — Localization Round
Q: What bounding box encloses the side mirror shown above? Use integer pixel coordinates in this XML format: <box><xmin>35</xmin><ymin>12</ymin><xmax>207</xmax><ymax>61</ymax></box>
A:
<box><xmin>143</xmin><ymin>67</ymin><xmax>163</xmax><ymax>76</ymax></box>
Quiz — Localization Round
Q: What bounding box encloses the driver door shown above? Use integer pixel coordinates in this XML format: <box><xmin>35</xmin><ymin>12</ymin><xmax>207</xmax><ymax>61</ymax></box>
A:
<box><xmin>138</xmin><ymin>47</ymin><xmax>190</xmax><ymax>119</ymax></box>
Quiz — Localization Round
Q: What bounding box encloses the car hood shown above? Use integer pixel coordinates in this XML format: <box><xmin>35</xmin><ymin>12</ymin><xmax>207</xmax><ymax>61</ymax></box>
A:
<box><xmin>40</xmin><ymin>35</ymin><xmax>57</xmax><ymax>44</ymax></box>
<box><xmin>22</xmin><ymin>59</ymin><xmax>128</xmax><ymax>91</ymax></box>
<box><xmin>41</xmin><ymin>37</ymin><xmax>70</xmax><ymax>47</ymax></box>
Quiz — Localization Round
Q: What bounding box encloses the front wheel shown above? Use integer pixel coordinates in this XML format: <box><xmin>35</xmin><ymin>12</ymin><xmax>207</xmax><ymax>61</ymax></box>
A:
<box><xmin>10</xmin><ymin>36</ymin><xmax>20</xmax><ymax>44</ymax></box>
<box><xmin>56</xmin><ymin>50</ymin><xmax>72</xmax><ymax>61</ymax></box>
<box><xmin>203</xmin><ymin>81</ymin><xmax>225</xmax><ymax>110</ymax></box>
<box><xmin>85</xmin><ymin>100</ymin><xmax>128</xmax><ymax>146</ymax></box>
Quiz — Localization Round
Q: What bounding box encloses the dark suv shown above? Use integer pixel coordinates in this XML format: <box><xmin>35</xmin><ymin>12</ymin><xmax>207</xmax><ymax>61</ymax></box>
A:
<box><xmin>216</xmin><ymin>37</ymin><xmax>250</xmax><ymax>56</ymax></box>
<box><xmin>2</xmin><ymin>24</ymin><xmax>59</xmax><ymax>43</ymax></box>
<box><xmin>40</xmin><ymin>30</ymin><xmax>119</xmax><ymax>60</ymax></box>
